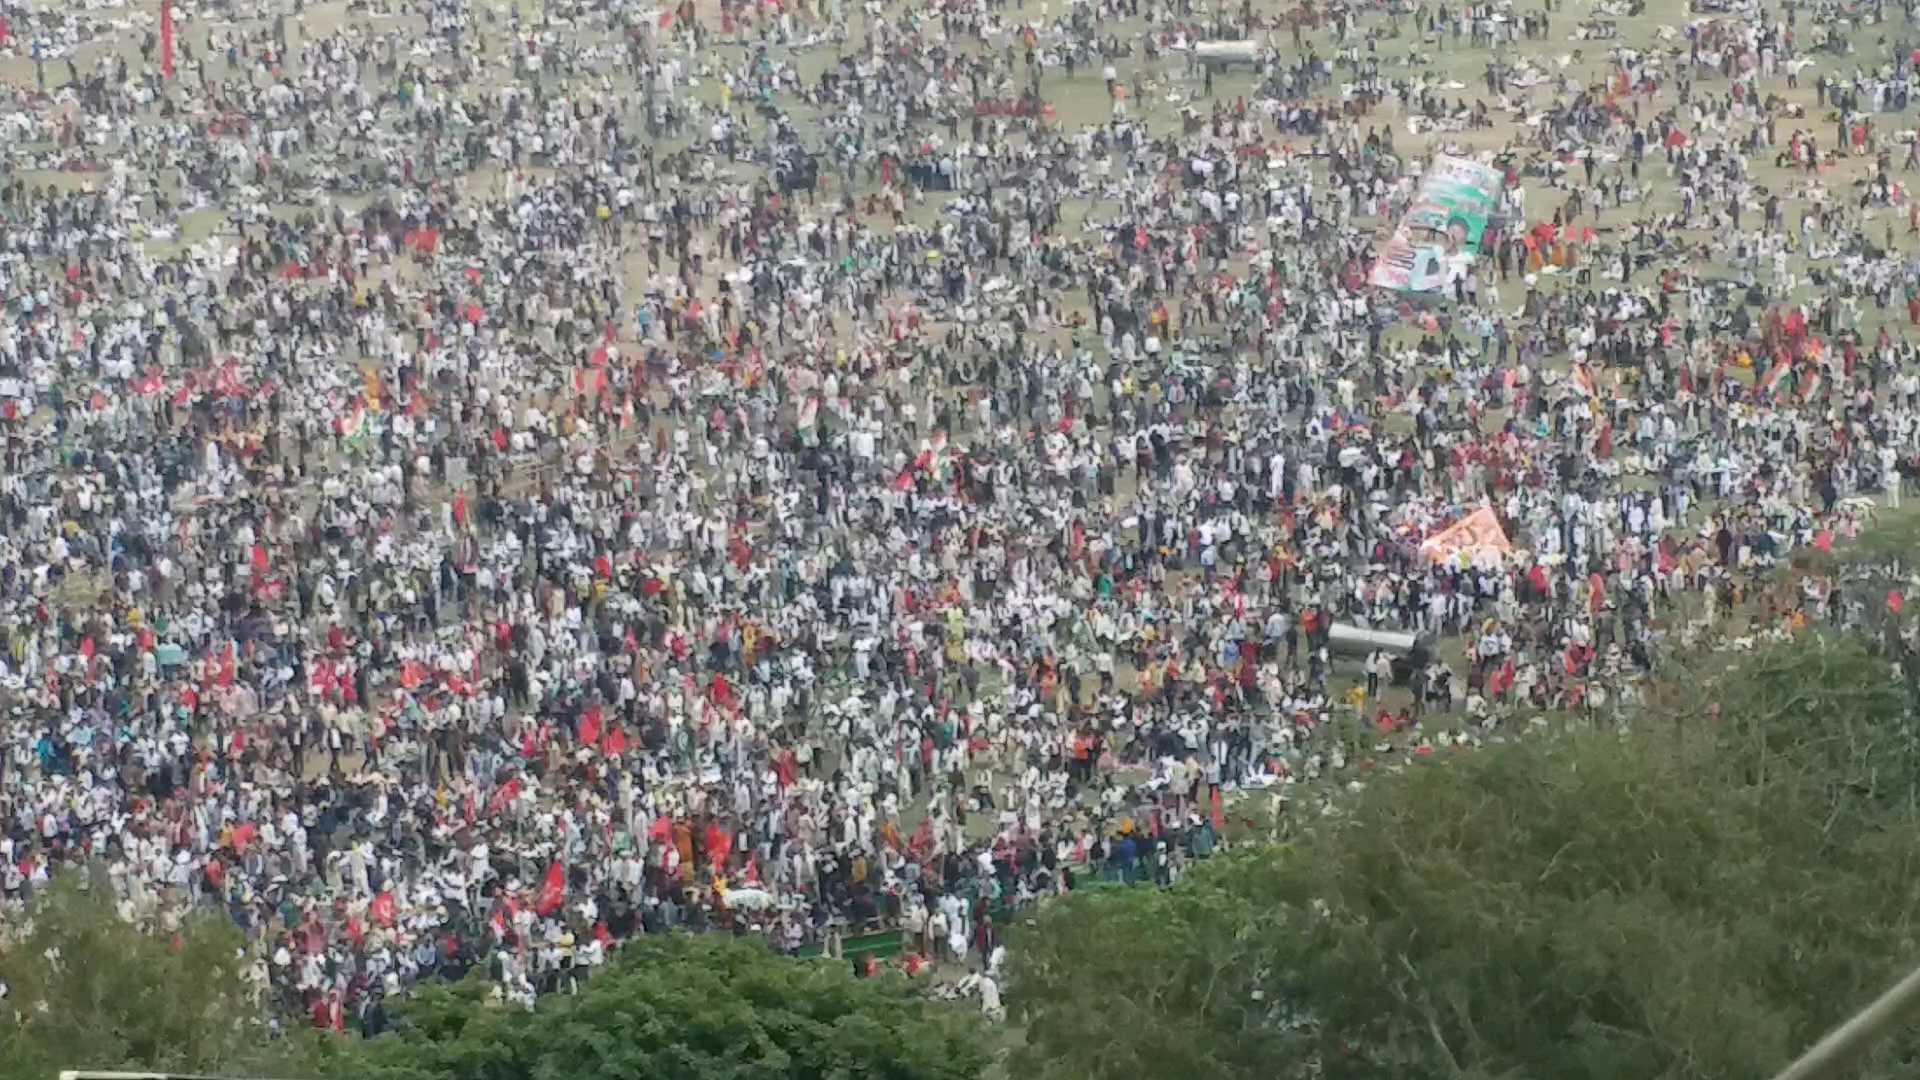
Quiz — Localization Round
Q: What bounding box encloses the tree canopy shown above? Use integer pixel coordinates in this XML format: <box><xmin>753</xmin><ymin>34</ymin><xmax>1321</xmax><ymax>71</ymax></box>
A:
<box><xmin>1008</xmin><ymin>633</ymin><xmax>1920</xmax><ymax>1080</ymax></box>
<box><xmin>0</xmin><ymin>883</ymin><xmax>990</xmax><ymax>1080</ymax></box>
<box><xmin>0</xmin><ymin>875</ymin><xmax>267</xmax><ymax>1080</ymax></box>
<box><xmin>287</xmin><ymin>935</ymin><xmax>993</xmax><ymax>1080</ymax></box>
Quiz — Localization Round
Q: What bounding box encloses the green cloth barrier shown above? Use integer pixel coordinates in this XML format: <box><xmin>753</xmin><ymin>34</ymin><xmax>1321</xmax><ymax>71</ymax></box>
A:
<box><xmin>795</xmin><ymin>928</ymin><xmax>908</xmax><ymax>961</ymax></box>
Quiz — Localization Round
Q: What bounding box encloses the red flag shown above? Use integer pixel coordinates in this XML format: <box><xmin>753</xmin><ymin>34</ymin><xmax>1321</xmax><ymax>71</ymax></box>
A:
<box><xmin>535</xmin><ymin>861</ymin><xmax>567</xmax><ymax>916</ymax></box>
<box><xmin>574</xmin><ymin>367</ymin><xmax>608</xmax><ymax>396</ymax></box>
<box><xmin>1890</xmin><ymin>590</ymin><xmax>1906</xmax><ymax>615</ymax></box>
<box><xmin>485</xmin><ymin>777</ymin><xmax>520</xmax><ymax>817</ymax></box>
<box><xmin>578</xmin><ymin>707</ymin><xmax>602</xmax><ymax>750</ymax></box>
<box><xmin>370</xmin><ymin>890</ymin><xmax>398</xmax><ymax>927</ymax></box>
<box><xmin>309</xmin><ymin>658</ymin><xmax>335</xmax><ymax>698</ymax></box>
<box><xmin>1209</xmin><ymin>787</ymin><xmax>1225</xmax><ymax>831</ymax></box>
<box><xmin>160</xmin><ymin>0</ymin><xmax>175</xmax><ymax>79</ymax></box>
<box><xmin>215</xmin><ymin>362</ymin><xmax>249</xmax><ymax>399</ymax></box>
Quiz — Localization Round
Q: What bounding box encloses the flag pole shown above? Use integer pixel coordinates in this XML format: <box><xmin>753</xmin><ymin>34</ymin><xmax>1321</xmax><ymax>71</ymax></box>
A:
<box><xmin>1770</xmin><ymin>964</ymin><xmax>1920</xmax><ymax>1080</ymax></box>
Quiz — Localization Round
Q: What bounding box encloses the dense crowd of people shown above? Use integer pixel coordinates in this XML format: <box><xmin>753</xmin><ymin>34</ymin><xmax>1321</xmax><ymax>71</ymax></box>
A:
<box><xmin>1</xmin><ymin>0</ymin><xmax>1918</xmax><ymax>1035</ymax></box>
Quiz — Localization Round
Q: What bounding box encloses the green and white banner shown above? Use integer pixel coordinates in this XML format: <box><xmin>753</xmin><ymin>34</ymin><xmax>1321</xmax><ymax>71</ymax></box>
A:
<box><xmin>1368</xmin><ymin>155</ymin><xmax>1503</xmax><ymax>295</ymax></box>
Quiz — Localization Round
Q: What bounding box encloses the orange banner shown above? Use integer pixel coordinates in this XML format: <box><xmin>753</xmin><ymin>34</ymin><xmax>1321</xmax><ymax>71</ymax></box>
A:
<box><xmin>1420</xmin><ymin>507</ymin><xmax>1512</xmax><ymax>564</ymax></box>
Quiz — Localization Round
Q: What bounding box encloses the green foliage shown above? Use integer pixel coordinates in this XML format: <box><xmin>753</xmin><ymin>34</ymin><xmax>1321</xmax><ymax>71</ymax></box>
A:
<box><xmin>1805</xmin><ymin>511</ymin><xmax>1920</xmax><ymax>573</ymax></box>
<box><xmin>1008</xmin><ymin>635</ymin><xmax>1920</xmax><ymax>1080</ymax></box>
<box><xmin>1708</xmin><ymin>633</ymin><xmax>1920</xmax><ymax>832</ymax></box>
<box><xmin>0</xmin><ymin>882</ymin><xmax>990</xmax><ymax>1080</ymax></box>
<box><xmin>1008</xmin><ymin>875</ymin><xmax>1297</xmax><ymax>1080</ymax></box>
<box><xmin>0</xmin><ymin>874</ymin><xmax>265</xmax><ymax>1080</ymax></box>
<box><xmin>298</xmin><ymin>935</ymin><xmax>993</xmax><ymax>1080</ymax></box>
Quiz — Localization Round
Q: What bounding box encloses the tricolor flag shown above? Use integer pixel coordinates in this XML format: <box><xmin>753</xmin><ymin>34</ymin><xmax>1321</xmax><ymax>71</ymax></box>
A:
<box><xmin>1761</xmin><ymin>361</ymin><xmax>1793</xmax><ymax>396</ymax></box>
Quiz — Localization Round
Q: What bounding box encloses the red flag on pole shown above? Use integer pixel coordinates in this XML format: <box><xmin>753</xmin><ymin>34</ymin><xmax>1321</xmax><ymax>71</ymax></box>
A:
<box><xmin>535</xmin><ymin>861</ymin><xmax>567</xmax><ymax>916</ymax></box>
<box><xmin>160</xmin><ymin>0</ymin><xmax>175</xmax><ymax>79</ymax></box>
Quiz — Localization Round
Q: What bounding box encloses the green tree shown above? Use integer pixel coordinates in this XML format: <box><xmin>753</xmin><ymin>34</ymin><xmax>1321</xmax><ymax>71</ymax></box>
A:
<box><xmin>0</xmin><ymin>883</ymin><xmax>991</xmax><ymax>1080</ymax></box>
<box><xmin>1008</xmin><ymin>635</ymin><xmax>1920</xmax><ymax>1080</ymax></box>
<box><xmin>0</xmin><ymin>875</ymin><xmax>266</xmax><ymax>1080</ymax></box>
<box><xmin>299</xmin><ymin>935</ymin><xmax>993</xmax><ymax>1080</ymax></box>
